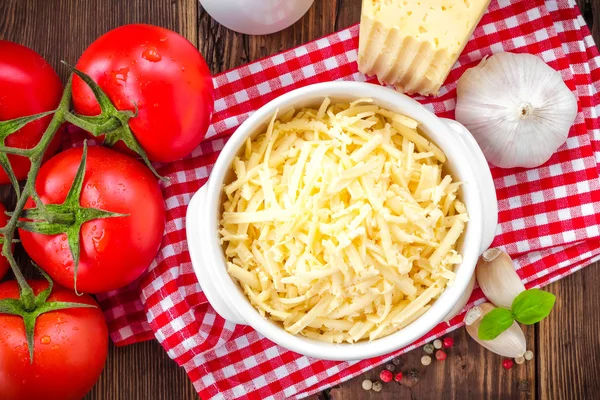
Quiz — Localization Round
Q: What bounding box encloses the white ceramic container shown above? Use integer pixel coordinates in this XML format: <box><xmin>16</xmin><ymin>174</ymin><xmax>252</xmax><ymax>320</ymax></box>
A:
<box><xmin>199</xmin><ymin>0</ymin><xmax>315</xmax><ymax>35</ymax></box>
<box><xmin>186</xmin><ymin>81</ymin><xmax>498</xmax><ymax>361</ymax></box>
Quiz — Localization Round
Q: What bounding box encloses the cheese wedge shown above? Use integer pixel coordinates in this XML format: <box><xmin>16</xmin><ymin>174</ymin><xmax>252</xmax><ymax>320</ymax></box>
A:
<box><xmin>358</xmin><ymin>0</ymin><xmax>491</xmax><ymax>96</ymax></box>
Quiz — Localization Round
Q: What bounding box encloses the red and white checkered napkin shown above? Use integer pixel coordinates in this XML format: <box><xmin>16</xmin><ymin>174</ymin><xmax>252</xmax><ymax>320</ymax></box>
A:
<box><xmin>92</xmin><ymin>0</ymin><xmax>600</xmax><ymax>398</ymax></box>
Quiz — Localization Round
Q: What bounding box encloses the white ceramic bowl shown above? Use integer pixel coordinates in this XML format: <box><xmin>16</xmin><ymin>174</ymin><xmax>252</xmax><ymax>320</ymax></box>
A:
<box><xmin>186</xmin><ymin>81</ymin><xmax>498</xmax><ymax>361</ymax></box>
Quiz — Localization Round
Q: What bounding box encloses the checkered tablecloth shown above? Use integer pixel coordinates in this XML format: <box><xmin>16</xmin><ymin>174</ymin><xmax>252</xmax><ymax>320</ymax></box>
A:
<box><xmin>86</xmin><ymin>0</ymin><xmax>600</xmax><ymax>398</ymax></box>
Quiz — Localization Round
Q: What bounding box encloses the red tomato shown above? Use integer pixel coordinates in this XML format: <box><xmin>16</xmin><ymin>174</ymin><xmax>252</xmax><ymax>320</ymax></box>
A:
<box><xmin>19</xmin><ymin>146</ymin><xmax>166</xmax><ymax>293</ymax></box>
<box><xmin>0</xmin><ymin>280</ymin><xmax>108</xmax><ymax>400</ymax></box>
<box><xmin>0</xmin><ymin>41</ymin><xmax>63</xmax><ymax>183</ymax></box>
<box><xmin>72</xmin><ymin>24</ymin><xmax>214</xmax><ymax>163</ymax></box>
<box><xmin>0</xmin><ymin>204</ymin><xmax>8</xmax><ymax>280</ymax></box>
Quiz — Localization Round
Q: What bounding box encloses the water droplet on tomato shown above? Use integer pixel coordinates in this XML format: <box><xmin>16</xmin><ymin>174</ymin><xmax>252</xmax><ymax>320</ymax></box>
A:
<box><xmin>159</xmin><ymin>37</ymin><xmax>167</xmax><ymax>42</ymax></box>
<box><xmin>153</xmin><ymin>103</ymin><xmax>159</xmax><ymax>108</ymax></box>
<box><xmin>112</xmin><ymin>67</ymin><xmax>129</xmax><ymax>84</ymax></box>
<box><xmin>93</xmin><ymin>229</ymin><xmax>105</xmax><ymax>241</ymax></box>
<box><xmin>92</xmin><ymin>229</ymin><xmax>107</xmax><ymax>252</ymax></box>
<box><xmin>40</xmin><ymin>336</ymin><xmax>51</xmax><ymax>345</ymax></box>
<box><xmin>181</xmin><ymin>66</ymin><xmax>186</xmax><ymax>72</ymax></box>
<box><xmin>52</xmin><ymin>345</ymin><xmax>60</xmax><ymax>350</ymax></box>
<box><xmin>142</xmin><ymin>46</ymin><xmax>162</xmax><ymax>62</ymax></box>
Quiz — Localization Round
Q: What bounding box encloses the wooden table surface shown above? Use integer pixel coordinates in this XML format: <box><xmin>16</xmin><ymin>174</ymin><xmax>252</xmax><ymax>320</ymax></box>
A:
<box><xmin>1</xmin><ymin>0</ymin><xmax>599</xmax><ymax>399</ymax></box>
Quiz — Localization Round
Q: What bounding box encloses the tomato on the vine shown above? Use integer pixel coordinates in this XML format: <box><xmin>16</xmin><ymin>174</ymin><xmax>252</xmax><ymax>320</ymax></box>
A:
<box><xmin>72</xmin><ymin>24</ymin><xmax>214</xmax><ymax>163</ymax></box>
<box><xmin>19</xmin><ymin>146</ymin><xmax>166</xmax><ymax>293</ymax></box>
<box><xmin>0</xmin><ymin>280</ymin><xmax>108</xmax><ymax>400</ymax></box>
<box><xmin>0</xmin><ymin>41</ymin><xmax>63</xmax><ymax>183</ymax></box>
<box><xmin>0</xmin><ymin>203</ymin><xmax>9</xmax><ymax>280</ymax></box>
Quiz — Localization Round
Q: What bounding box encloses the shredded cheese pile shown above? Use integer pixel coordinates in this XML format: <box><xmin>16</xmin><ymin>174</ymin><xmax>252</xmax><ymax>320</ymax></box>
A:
<box><xmin>220</xmin><ymin>98</ymin><xmax>468</xmax><ymax>343</ymax></box>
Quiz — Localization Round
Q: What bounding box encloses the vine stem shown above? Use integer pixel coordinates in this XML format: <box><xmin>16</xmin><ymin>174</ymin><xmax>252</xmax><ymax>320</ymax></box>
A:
<box><xmin>0</xmin><ymin>68</ymin><xmax>140</xmax><ymax>362</ymax></box>
<box><xmin>1</xmin><ymin>78</ymin><xmax>73</xmax><ymax>311</ymax></box>
<box><xmin>0</xmin><ymin>64</ymin><xmax>152</xmax><ymax>312</ymax></box>
<box><xmin>0</xmin><ymin>146</ymin><xmax>35</xmax><ymax>157</ymax></box>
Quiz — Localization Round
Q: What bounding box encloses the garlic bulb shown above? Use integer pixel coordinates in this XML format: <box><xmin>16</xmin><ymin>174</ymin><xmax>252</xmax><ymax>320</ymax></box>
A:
<box><xmin>455</xmin><ymin>52</ymin><xmax>577</xmax><ymax>168</ymax></box>
<box><xmin>476</xmin><ymin>248</ymin><xmax>525</xmax><ymax>308</ymax></box>
<box><xmin>444</xmin><ymin>273</ymin><xmax>476</xmax><ymax>323</ymax></box>
<box><xmin>464</xmin><ymin>302</ymin><xmax>526</xmax><ymax>358</ymax></box>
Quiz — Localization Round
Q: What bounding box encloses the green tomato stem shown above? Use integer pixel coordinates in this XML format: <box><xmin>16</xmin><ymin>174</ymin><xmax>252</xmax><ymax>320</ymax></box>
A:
<box><xmin>0</xmin><ymin>146</ymin><xmax>35</xmax><ymax>157</ymax></box>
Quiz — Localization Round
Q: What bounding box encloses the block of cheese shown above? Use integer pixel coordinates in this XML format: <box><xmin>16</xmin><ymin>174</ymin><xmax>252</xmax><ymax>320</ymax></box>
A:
<box><xmin>358</xmin><ymin>0</ymin><xmax>490</xmax><ymax>96</ymax></box>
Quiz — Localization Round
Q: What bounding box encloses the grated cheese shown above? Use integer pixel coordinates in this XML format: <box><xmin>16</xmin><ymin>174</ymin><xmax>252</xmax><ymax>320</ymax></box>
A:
<box><xmin>220</xmin><ymin>98</ymin><xmax>467</xmax><ymax>343</ymax></box>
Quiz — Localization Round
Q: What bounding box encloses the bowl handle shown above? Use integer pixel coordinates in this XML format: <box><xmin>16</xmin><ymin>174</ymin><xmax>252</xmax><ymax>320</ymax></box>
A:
<box><xmin>186</xmin><ymin>185</ymin><xmax>246</xmax><ymax>325</ymax></box>
<box><xmin>440</xmin><ymin>118</ymin><xmax>498</xmax><ymax>254</ymax></box>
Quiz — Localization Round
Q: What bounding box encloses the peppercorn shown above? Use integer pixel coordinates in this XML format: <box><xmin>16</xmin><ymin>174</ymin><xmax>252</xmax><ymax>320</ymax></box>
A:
<box><xmin>515</xmin><ymin>356</ymin><xmax>525</xmax><ymax>365</ymax></box>
<box><xmin>435</xmin><ymin>350</ymin><xmax>447</xmax><ymax>361</ymax></box>
<box><xmin>385</xmin><ymin>363</ymin><xmax>396</xmax><ymax>372</ymax></box>
<box><xmin>400</xmin><ymin>369</ymin><xmax>420</xmax><ymax>388</ymax></box>
<box><xmin>524</xmin><ymin>350</ymin><xmax>534</xmax><ymax>361</ymax></box>
<box><xmin>391</xmin><ymin>357</ymin><xmax>402</xmax><ymax>366</ymax></box>
<box><xmin>442</xmin><ymin>337</ymin><xmax>454</xmax><ymax>348</ymax></box>
<box><xmin>433</xmin><ymin>339</ymin><xmax>443</xmax><ymax>349</ymax></box>
<box><xmin>394</xmin><ymin>372</ymin><xmax>403</xmax><ymax>382</ymax></box>
<box><xmin>421</xmin><ymin>355</ymin><xmax>432</xmax><ymax>366</ymax></box>
<box><xmin>423</xmin><ymin>343</ymin><xmax>435</xmax><ymax>354</ymax></box>
<box><xmin>372</xmin><ymin>381</ymin><xmax>383</xmax><ymax>392</ymax></box>
<box><xmin>408</xmin><ymin>369</ymin><xmax>420</xmax><ymax>379</ymax></box>
<box><xmin>502</xmin><ymin>359</ymin><xmax>514</xmax><ymax>369</ymax></box>
<box><xmin>380</xmin><ymin>369</ymin><xmax>393</xmax><ymax>383</ymax></box>
<box><xmin>361</xmin><ymin>379</ymin><xmax>373</xmax><ymax>391</ymax></box>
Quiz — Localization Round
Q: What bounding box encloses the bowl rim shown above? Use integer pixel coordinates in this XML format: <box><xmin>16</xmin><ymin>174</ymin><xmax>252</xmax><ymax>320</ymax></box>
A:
<box><xmin>198</xmin><ymin>81</ymin><xmax>484</xmax><ymax>361</ymax></box>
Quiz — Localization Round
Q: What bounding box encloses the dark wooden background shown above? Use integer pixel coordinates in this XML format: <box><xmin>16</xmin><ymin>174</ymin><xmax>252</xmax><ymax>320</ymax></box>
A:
<box><xmin>0</xmin><ymin>0</ymin><xmax>599</xmax><ymax>399</ymax></box>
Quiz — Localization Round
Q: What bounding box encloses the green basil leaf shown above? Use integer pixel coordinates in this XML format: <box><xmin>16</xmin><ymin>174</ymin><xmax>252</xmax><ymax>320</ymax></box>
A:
<box><xmin>478</xmin><ymin>307</ymin><xmax>514</xmax><ymax>340</ymax></box>
<box><xmin>512</xmin><ymin>288</ymin><xmax>556</xmax><ymax>325</ymax></box>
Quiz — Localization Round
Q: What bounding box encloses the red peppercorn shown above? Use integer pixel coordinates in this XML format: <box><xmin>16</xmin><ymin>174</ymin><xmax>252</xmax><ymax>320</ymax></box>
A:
<box><xmin>502</xmin><ymin>359</ymin><xmax>514</xmax><ymax>370</ymax></box>
<box><xmin>442</xmin><ymin>337</ymin><xmax>454</xmax><ymax>348</ymax></box>
<box><xmin>380</xmin><ymin>369</ymin><xmax>393</xmax><ymax>383</ymax></box>
<box><xmin>394</xmin><ymin>372</ymin><xmax>403</xmax><ymax>382</ymax></box>
<box><xmin>435</xmin><ymin>350</ymin><xmax>447</xmax><ymax>361</ymax></box>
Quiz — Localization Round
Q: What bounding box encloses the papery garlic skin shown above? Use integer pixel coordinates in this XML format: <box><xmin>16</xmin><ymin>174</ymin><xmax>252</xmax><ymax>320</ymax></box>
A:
<box><xmin>455</xmin><ymin>52</ymin><xmax>577</xmax><ymax>168</ymax></box>
<box><xmin>464</xmin><ymin>302</ymin><xmax>526</xmax><ymax>358</ymax></box>
<box><xmin>476</xmin><ymin>248</ymin><xmax>525</xmax><ymax>308</ymax></box>
<box><xmin>444</xmin><ymin>273</ymin><xmax>476</xmax><ymax>323</ymax></box>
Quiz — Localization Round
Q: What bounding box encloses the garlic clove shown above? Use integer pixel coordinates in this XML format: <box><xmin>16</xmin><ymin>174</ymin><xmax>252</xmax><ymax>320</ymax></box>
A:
<box><xmin>464</xmin><ymin>302</ymin><xmax>526</xmax><ymax>358</ymax></box>
<box><xmin>443</xmin><ymin>273</ymin><xmax>476</xmax><ymax>323</ymax></box>
<box><xmin>476</xmin><ymin>248</ymin><xmax>525</xmax><ymax>308</ymax></box>
<box><xmin>455</xmin><ymin>52</ymin><xmax>577</xmax><ymax>169</ymax></box>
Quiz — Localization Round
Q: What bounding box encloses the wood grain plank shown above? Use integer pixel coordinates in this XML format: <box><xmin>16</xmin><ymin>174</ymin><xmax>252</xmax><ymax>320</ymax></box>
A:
<box><xmin>592</xmin><ymin>0</ymin><xmax>600</xmax><ymax>45</ymax></box>
<box><xmin>537</xmin><ymin>262</ymin><xmax>600</xmax><ymax>400</ymax></box>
